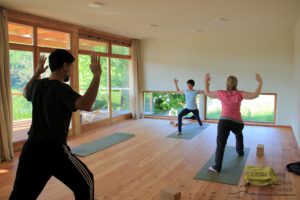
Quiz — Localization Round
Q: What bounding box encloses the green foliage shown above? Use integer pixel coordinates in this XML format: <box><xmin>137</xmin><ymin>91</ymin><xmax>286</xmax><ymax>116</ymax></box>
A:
<box><xmin>9</xmin><ymin>50</ymin><xmax>33</xmax><ymax>90</ymax></box>
<box><xmin>206</xmin><ymin>95</ymin><xmax>275</xmax><ymax>123</ymax></box>
<box><xmin>152</xmin><ymin>92</ymin><xmax>185</xmax><ymax>114</ymax></box>
<box><xmin>111</xmin><ymin>90</ymin><xmax>130</xmax><ymax>111</ymax></box>
<box><xmin>9</xmin><ymin>50</ymin><xmax>34</xmax><ymax>121</ymax></box>
<box><xmin>111</xmin><ymin>58</ymin><xmax>130</xmax><ymax>88</ymax></box>
<box><xmin>12</xmin><ymin>95</ymin><xmax>32</xmax><ymax>120</ymax></box>
<box><xmin>207</xmin><ymin>110</ymin><xmax>274</xmax><ymax>123</ymax></box>
<box><xmin>112</xmin><ymin>45</ymin><xmax>130</xmax><ymax>55</ymax></box>
<box><xmin>93</xmin><ymin>45</ymin><xmax>107</xmax><ymax>53</ymax></box>
<box><xmin>78</xmin><ymin>55</ymin><xmax>108</xmax><ymax>91</ymax></box>
<box><xmin>78</xmin><ymin>54</ymin><xmax>130</xmax><ymax>113</ymax></box>
<box><xmin>145</xmin><ymin>92</ymin><xmax>275</xmax><ymax>123</ymax></box>
<box><xmin>206</xmin><ymin>110</ymin><xmax>221</xmax><ymax>119</ymax></box>
<box><xmin>9</xmin><ymin>47</ymin><xmax>131</xmax><ymax>121</ymax></box>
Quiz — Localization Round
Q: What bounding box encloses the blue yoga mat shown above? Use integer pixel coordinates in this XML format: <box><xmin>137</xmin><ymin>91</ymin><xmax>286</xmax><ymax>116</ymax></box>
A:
<box><xmin>72</xmin><ymin>133</ymin><xmax>135</xmax><ymax>157</ymax></box>
<box><xmin>167</xmin><ymin>123</ymin><xmax>209</xmax><ymax>140</ymax></box>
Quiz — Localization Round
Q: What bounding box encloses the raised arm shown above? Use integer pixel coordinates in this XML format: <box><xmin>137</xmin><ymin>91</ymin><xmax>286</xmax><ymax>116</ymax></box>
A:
<box><xmin>23</xmin><ymin>55</ymin><xmax>48</xmax><ymax>99</ymax></box>
<box><xmin>198</xmin><ymin>90</ymin><xmax>204</xmax><ymax>94</ymax></box>
<box><xmin>204</xmin><ymin>73</ymin><xmax>218</xmax><ymax>98</ymax></box>
<box><xmin>242</xmin><ymin>73</ymin><xmax>263</xmax><ymax>100</ymax></box>
<box><xmin>173</xmin><ymin>78</ymin><xmax>183</xmax><ymax>93</ymax></box>
<box><xmin>75</xmin><ymin>53</ymin><xmax>101</xmax><ymax>111</ymax></box>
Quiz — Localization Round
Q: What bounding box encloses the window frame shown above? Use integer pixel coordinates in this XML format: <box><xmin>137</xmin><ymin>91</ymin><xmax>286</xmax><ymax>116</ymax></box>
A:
<box><xmin>7</xmin><ymin>9</ymin><xmax>133</xmax><ymax>146</ymax></box>
<box><xmin>8</xmin><ymin>19</ymin><xmax>73</xmax><ymax>74</ymax></box>
<box><xmin>37</xmin><ymin>27</ymin><xmax>71</xmax><ymax>50</ymax></box>
<box><xmin>8</xmin><ymin>22</ymin><xmax>34</xmax><ymax>46</ymax></box>
<box><xmin>111</xmin><ymin>42</ymin><xmax>131</xmax><ymax>57</ymax></box>
<box><xmin>78</xmin><ymin>37</ymin><xmax>132</xmax><ymax>126</ymax></box>
<box><xmin>79</xmin><ymin>38</ymin><xmax>108</xmax><ymax>54</ymax></box>
<box><xmin>78</xmin><ymin>53</ymin><xmax>110</xmax><ymax>123</ymax></box>
<box><xmin>8</xmin><ymin>19</ymin><xmax>74</xmax><ymax>142</ymax></box>
<box><xmin>204</xmin><ymin>93</ymin><xmax>277</xmax><ymax>124</ymax></box>
<box><xmin>142</xmin><ymin>91</ymin><xmax>277</xmax><ymax>125</ymax></box>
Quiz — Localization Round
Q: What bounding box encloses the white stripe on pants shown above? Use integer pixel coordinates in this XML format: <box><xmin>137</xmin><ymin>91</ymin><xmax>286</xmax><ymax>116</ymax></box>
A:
<box><xmin>64</xmin><ymin>146</ymin><xmax>94</xmax><ymax>200</ymax></box>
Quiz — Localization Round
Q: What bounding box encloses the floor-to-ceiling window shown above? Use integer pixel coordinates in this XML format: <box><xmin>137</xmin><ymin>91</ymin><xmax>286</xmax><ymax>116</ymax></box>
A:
<box><xmin>8</xmin><ymin>22</ymin><xmax>72</xmax><ymax>141</ymax></box>
<box><xmin>7</xmin><ymin>13</ymin><xmax>133</xmax><ymax>142</ymax></box>
<box><xmin>78</xmin><ymin>38</ymin><xmax>132</xmax><ymax>124</ymax></box>
<box><xmin>78</xmin><ymin>38</ymin><xmax>110</xmax><ymax>123</ymax></box>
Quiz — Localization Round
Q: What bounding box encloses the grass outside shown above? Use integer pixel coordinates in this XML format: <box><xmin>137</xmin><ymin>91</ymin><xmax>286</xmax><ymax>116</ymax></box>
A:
<box><xmin>12</xmin><ymin>89</ymin><xmax>129</xmax><ymax>121</ymax></box>
<box><xmin>144</xmin><ymin>93</ymin><xmax>276</xmax><ymax>123</ymax></box>
<box><xmin>12</xmin><ymin>95</ymin><xmax>32</xmax><ymax>121</ymax></box>
<box><xmin>206</xmin><ymin>109</ymin><xmax>274</xmax><ymax>123</ymax></box>
<box><xmin>206</xmin><ymin>95</ymin><xmax>275</xmax><ymax>123</ymax></box>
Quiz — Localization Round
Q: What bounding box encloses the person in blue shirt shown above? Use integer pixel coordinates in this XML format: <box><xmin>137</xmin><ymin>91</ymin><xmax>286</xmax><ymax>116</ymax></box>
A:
<box><xmin>173</xmin><ymin>78</ymin><xmax>203</xmax><ymax>135</ymax></box>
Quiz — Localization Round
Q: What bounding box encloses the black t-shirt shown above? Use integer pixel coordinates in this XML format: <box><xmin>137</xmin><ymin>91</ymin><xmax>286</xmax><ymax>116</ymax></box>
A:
<box><xmin>26</xmin><ymin>78</ymin><xmax>81</xmax><ymax>144</ymax></box>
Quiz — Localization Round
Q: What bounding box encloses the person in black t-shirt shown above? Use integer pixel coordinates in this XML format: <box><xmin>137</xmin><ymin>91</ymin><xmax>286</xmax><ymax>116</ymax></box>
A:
<box><xmin>9</xmin><ymin>49</ymin><xmax>101</xmax><ymax>200</ymax></box>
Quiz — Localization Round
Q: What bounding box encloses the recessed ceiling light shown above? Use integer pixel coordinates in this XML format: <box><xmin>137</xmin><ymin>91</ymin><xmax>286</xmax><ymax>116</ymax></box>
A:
<box><xmin>214</xmin><ymin>17</ymin><xmax>229</xmax><ymax>22</ymax></box>
<box><xmin>148</xmin><ymin>24</ymin><xmax>159</xmax><ymax>28</ymax></box>
<box><xmin>195</xmin><ymin>28</ymin><xmax>204</xmax><ymax>32</ymax></box>
<box><xmin>89</xmin><ymin>2</ymin><xmax>104</xmax><ymax>8</ymax></box>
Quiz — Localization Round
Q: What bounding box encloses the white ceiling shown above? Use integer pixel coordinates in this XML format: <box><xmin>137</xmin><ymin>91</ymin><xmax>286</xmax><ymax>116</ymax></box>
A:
<box><xmin>1</xmin><ymin>0</ymin><xmax>300</xmax><ymax>39</ymax></box>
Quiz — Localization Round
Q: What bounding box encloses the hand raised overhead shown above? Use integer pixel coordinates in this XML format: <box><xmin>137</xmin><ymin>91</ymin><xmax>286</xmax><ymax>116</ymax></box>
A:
<box><xmin>205</xmin><ymin>73</ymin><xmax>211</xmax><ymax>84</ymax></box>
<box><xmin>90</xmin><ymin>52</ymin><xmax>102</xmax><ymax>77</ymax></box>
<box><xmin>35</xmin><ymin>55</ymin><xmax>48</xmax><ymax>75</ymax></box>
<box><xmin>255</xmin><ymin>73</ymin><xmax>262</xmax><ymax>83</ymax></box>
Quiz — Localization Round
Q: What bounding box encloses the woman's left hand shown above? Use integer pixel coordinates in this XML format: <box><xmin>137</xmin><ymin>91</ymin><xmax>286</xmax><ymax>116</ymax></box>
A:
<box><xmin>255</xmin><ymin>73</ymin><xmax>262</xmax><ymax>83</ymax></box>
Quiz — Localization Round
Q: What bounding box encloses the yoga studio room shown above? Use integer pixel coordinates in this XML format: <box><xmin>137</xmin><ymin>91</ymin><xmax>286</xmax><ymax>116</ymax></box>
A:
<box><xmin>1</xmin><ymin>0</ymin><xmax>300</xmax><ymax>199</ymax></box>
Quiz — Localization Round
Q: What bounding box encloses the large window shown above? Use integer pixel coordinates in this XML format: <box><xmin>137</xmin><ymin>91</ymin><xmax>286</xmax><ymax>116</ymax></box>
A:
<box><xmin>206</xmin><ymin>94</ymin><xmax>276</xmax><ymax>123</ymax></box>
<box><xmin>78</xmin><ymin>39</ymin><xmax>132</xmax><ymax>124</ymax></box>
<box><xmin>144</xmin><ymin>91</ymin><xmax>200</xmax><ymax>117</ymax></box>
<box><xmin>9</xmin><ymin>50</ymin><xmax>34</xmax><ymax>121</ymax></box>
<box><xmin>79</xmin><ymin>54</ymin><xmax>109</xmax><ymax>124</ymax></box>
<box><xmin>7</xmin><ymin>17</ymin><xmax>133</xmax><ymax>142</ymax></box>
<box><xmin>8</xmin><ymin>21</ymin><xmax>72</xmax><ymax>141</ymax></box>
<box><xmin>111</xmin><ymin>58</ymin><xmax>131</xmax><ymax>116</ymax></box>
<box><xmin>9</xmin><ymin>49</ymin><xmax>34</xmax><ymax>142</ymax></box>
<box><xmin>144</xmin><ymin>91</ymin><xmax>276</xmax><ymax>124</ymax></box>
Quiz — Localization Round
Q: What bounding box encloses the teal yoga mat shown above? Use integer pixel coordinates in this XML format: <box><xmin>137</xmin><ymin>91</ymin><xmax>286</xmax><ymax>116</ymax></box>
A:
<box><xmin>72</xmin><ymin>133</ymin><xmax>135</xmax><ymax>157</ymax></box>
<box><xmin>167</xmin><ymin>123</ymin><xmax>209</xmax><ymax>140</ymax></box>
<box><xmin>194</xmin><ymin>146</ymin><xmax>250</xmax><ymax>185</ymax></box>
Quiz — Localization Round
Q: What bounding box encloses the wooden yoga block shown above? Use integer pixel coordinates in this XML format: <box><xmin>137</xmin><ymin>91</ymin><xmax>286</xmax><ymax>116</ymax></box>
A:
<box><xmin>257</xmin><ymin>144</ymin><xmax>264</xmax><ymax>156</ymax></box>
<box><xmin>160</xmin><ymin>186</ymin><xmax>181</xmax><ymax>200</ymax></box>
<box><xmin>170</xmin><ymin>121</ymin><xmax>189</xmax><ymax>127</ymax></box>
<box><xmin>170</xmin><ymin>121</ymin><xmax>179</xmax><ymax>127</ymax></box>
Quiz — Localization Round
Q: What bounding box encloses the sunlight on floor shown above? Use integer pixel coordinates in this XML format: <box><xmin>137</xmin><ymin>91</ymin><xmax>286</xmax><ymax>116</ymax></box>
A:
<box><xmin>0</xmin><ymin>169</ymin><xmax>9</xmax><ymax>174</ymax></box>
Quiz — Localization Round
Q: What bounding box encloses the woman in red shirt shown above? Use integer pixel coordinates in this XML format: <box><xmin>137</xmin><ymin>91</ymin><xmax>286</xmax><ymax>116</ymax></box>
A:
<box><xmin>204</xmin><ymin>73</ymin><xmax>263</xmax><ymax>173</ymax></box>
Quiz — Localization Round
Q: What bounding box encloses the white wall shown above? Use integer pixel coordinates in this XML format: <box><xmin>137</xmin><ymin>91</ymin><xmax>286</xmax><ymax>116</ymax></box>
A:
<box><xmin>140</xmin><ymin>33</ymin><xmax>294</xmax><ymax>125</ymax></box>
<box><xmin>292</xmin><ymin>18</ymin><xmax>300</xmax><ymax>147</ymax></box>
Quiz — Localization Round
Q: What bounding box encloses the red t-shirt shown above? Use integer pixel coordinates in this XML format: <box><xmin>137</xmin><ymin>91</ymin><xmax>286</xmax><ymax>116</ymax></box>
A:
<box><xmin>216</xmin><ymin>90</ymin><xmax>244</xmax><ymax>122</ymax></box>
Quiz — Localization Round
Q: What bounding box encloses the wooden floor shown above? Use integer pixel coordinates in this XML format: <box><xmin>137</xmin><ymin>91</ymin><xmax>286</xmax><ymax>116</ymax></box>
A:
<box><xmin>1</xmin><ymin>118</ymin><xmax>300</xmax><ymax>200</ymax></box>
